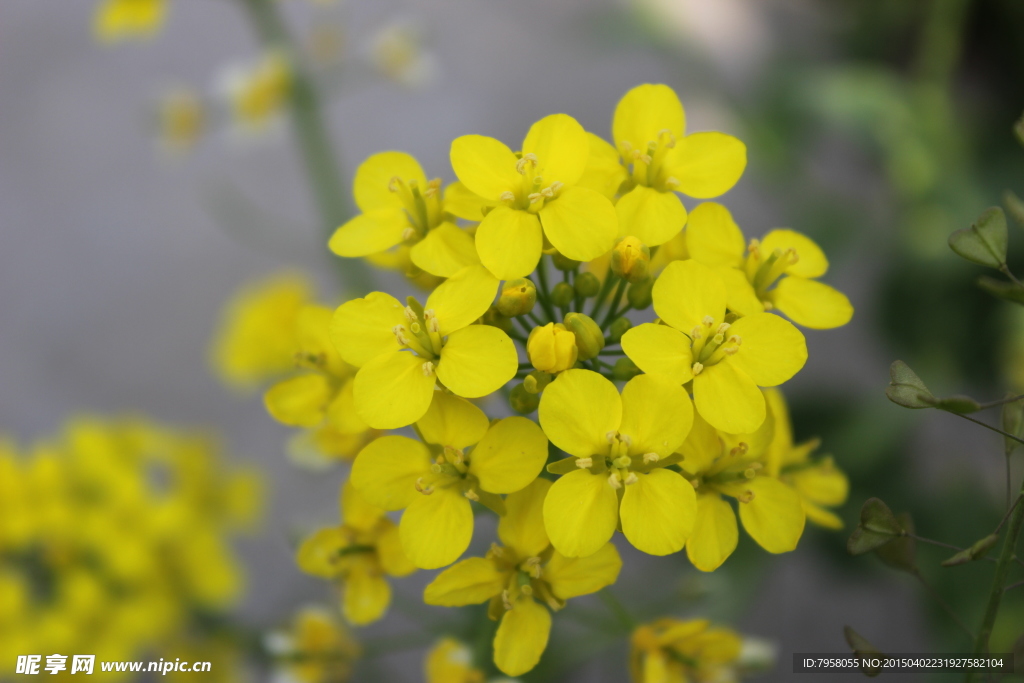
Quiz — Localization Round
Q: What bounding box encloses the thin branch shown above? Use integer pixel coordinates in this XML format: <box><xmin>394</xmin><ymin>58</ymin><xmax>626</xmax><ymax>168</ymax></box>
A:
<box><xmin>946</xmin><ymin>412</ymin><xmax>1024</xmax><ymax>446</ymax></box>
<box><xmin>914</xmin><ymin>571</ymin><xmax>975</xmax><ymax>643</ymax></box>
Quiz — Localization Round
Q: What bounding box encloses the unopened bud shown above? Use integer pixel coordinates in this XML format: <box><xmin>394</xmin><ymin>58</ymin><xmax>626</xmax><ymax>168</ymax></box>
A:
<box><xmin>509</xmin><ymin>383</ymin><xmax>541</xmax><ymax>414</ymax></box>
<box><xmin>482</xmin><ymin>305</ymin><xmax>514</xmax><ymax>334</ymax></box>
<box><xmin>523</xmin><ymin>370</ymin><xmax>552</xmax><ymax>394</ymax></box>
<box><xmin>575</xmin><ymin>271</ymin><xmax>600</xmax><ymax>298</ymax></box>
<box><xmin>551</xmin><ymin>282</ymin><xmax>575</xmax><ymax>308</ymax></box>
<box><xmin>611</xmin><ymin>357</ymin><xmax>641</xmax><ymax>381</ymax></box>
<box><xmin>608</xmin><ymin>317</ymin><xmax>632</xmax><ymax>344</ymax></box>
<box><xmin>552</xmin><ymin>252</ymin><xmax>581</xmax><ymax>271</ymax></box>
<box><xmin>563</xmin><ymin>312</ymin><xmax>605</xmax><ymax>361</ymax></box>
<box><xmin>611</xmin><ymin>236</ymin><xmax>650</xmax><ymax>283</ymax></box>
<box><xmin>627</xmin><ymin>277</ymin><xmax>654</xmax><ymax>309</ymax></box>
<box><xmin>527</xmin><ymin>323</ymin><xmax>578</xmax><ymax>374</ymax></box>
<box><xmin>497</xmin><ymin>278</ymin><xmax>537</xmax><ymax>317</ymax></box>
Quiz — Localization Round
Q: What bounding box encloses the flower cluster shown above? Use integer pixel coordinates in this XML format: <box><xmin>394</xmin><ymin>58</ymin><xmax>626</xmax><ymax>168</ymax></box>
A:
<box><xmin>0</xmin><ymin>417</ymin><xmax>261</xmax><ymax>676</ymax></box>
<box><xmin>220</xmin><ymin>82</ymin><xmax>852</xmax><ymax>678</ymax></box>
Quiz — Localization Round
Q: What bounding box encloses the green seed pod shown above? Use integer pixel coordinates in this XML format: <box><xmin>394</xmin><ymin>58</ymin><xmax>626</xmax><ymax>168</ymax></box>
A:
<box><xmin>575</xmin><ymin>271</ymin><xmax>600</xmax><ymax>298</ymax></box>
<box><xmin>509</xmin><ymin>383</ymin><xmax>540</xmax><ymax>414</ymax></box>
<box><xmin>497</xmin><ymin>278</ymin><xmax>537</xmax><ymax>317</ymax></box>
<box><xmin>608</xmin><ymin>317</ymin><xmax>632</xmax><ymax>344</ymax></box>
<box><xmin>552</xmin><ymin>252</ymin><xmax>581</xmax><ymax>271</ymax></box>
<box><xmin>551</xmin><ymin>282</ymin><xmax>575</xmax><ymax>308</ymax></box>
<box><xmin>563</xmin><ymin>312</ymin><xmax>605</xmax><ymax>361</ymax></box>
<box><xmin>611</xmin><ymin>357</ymin><xmax>641</xmax><ymax>381</ymax></box>
<box><xmin>627</xmin><ymin>277</ymin><xmax>654</xmax><ymax>310</ymax></box>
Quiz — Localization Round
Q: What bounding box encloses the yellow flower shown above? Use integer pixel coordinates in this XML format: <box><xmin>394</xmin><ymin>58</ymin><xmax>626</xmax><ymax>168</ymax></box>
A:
<box><xmin>605</xmin><ymin>83</ymin><xmax>747</xmax><ymax>247</ymax></box>
<box><xmin>424</xmin><ymin>479</ymin><xmax>622</xmax><ymax>677</ymax></box>
<box><xmin>526</xmin><ymin>323</ymin><xmax>578</xmax><ymax>374</ymax></box>
<box><xmin>621</xmin><ymin>260</ymin><xmax>807</xmax><ymax>434</ymax></box>
<box><xmin>268</xmin><ymin>607</ymin><xmax>361</xmax><ymax>683</ymax></box>
<box><xmin>296</xmin><ymin>482</ymin><xmax>416</xmax><ymax>625</ymax></box>
<box><xmin>93</xmin><ymin>0</ymin><xmax>167</xmax><ymax>43</ymax></box>
<box><xmin>219</xmin><ymin>51</ymin><xmax>291</xmax><ymax>135</ymax></box>
<box><xmin>450</xmin><ymin>114</ymin><xmax>618</xmax><ymax>279</ymax></box>
<box><xmin>630</xmin><ymin>618</ymin><xmax>743</xmax><ymax>683</ymax></box>
<box><xmin>425</xmin><ymin>638</ymin><xmax>485</xmax><ymax>683</ymax></box>
<box><xmin>210</xmin><ymin>272</ymin><xmax>311</xmax><ymax>388</ymax></box>
<box><xmin>686</xmin><ymin>202</ymin><xmax>854</xmax><ymax>329</ymax></box>
<box><xmin>538</xmin><ymin>369</ymin><xmax>696</xmax><ymax>558</ymax></box>
<box><xmin>351</xmin><ymin>392</ymin><xmax>547</xmax><ymax>569</ymax></box>
<box><xmin>328</xmin><ymin>152</ymin><xmax>485</xmax><ymax>278</ymax></box>
<box><xmin>762</xmin><ymin>389</ymin><xmax>848</xmax><ymax>530</ymax></box>
<box><xmin>679</xmin><ymin>406</ymin><xmax>806</xmax><ymax>572</ymax></box>
<box><xmin>331</xmin><ymin>265</ymin><xmax>518</xmax><ymax>429</ymax></box>
<box><xmin>156</xmin><ymin>87</ymin><xmax>205</xmax><ymax>154</ymax></box>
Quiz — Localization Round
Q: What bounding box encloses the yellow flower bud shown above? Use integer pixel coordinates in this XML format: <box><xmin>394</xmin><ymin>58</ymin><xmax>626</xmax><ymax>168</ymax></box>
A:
<box><xmin>608</xmin><ymin>317</ymin><xmax>632</xmax><ymax>343</ymax></box>
<box><xmin>497</xmin><ymin>278</ymin><xmax>537</xmax><ymax>317</ymax></box>
<box><xmin>611</xmin><ymin>236</ymin><xmax>650</xmax><ymax>283</ymax></box>
<box><xmin>527</xmin><ymin>323</ymin><xmax>578</xmax><ymax>374</ymax></box>
<box><xmin>563</xmin><ymin>312</ymin><xmax>605</xmax><ymax>361</ymax></box>
<box><xmin>627</xmin><ymin>277</ymin><xmax>654</xmax><ymax>309</ymax></box>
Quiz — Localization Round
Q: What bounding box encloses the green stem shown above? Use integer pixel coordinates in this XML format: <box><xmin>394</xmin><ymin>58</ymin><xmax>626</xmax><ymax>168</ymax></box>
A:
<box><xmin>589</xmin><ymin>274</ymin><xmax>619</xmax><ymax>320</ymax></box>
<box><xmin>947</xmin><ymin>411</ymin><xmax>1024</xmax><ymax>447</ymax></box>
<box><xmin>535</xmin><ymin>257</ymin><xmax>558</xmax><ymax>322</ymax></box>
<box><xmin>598</xmin><ymin>588</ymin><xmax>637</xmax><ymax>632</ymax></box>
<box><xmin>913</xmin><ymin>571</ymin><xmax>974</xmax><ymax>642</ymax></box>
<box><xmin>238</xmin><ymin>0</ymin><xmax>372</xmax><ymax>293</ymax></box>
<box><xmin>601</xmin><ymin>279</ymin><xmax>629</xmax><ymax>330</ymax></box>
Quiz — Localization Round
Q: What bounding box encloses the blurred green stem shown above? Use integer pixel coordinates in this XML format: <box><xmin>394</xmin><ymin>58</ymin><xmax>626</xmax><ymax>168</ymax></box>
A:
<box><xmin>238</xmin><ymin>0</ymin><xmax>372</xmax><ymax>292</ymax></box>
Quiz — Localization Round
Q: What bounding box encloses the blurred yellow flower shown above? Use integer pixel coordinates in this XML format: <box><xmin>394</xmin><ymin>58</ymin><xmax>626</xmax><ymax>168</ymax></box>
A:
<box><xmin>218</xmin><ymin>51</ymin><xmax>292</xmax><ymax>136</ymax></box>
<box><xmin>267</xmin><ymin>607</ymin><xmax>361</xmax><ymax>683</ymax></box>
<box><xmin>630</xmin><ymin>618</ymin><xmax>743</xmax><ymax>683</ymax></box>
<box><xmin>93</xmin><ymin>0</ymin><xmax>167</xmax><ymax>43</ymax></box>
<box><xmin>155</xmin><ymin>87</ymin><xmax>205</xmax><ymax>154</ymax></box>
<box><xmin>425</xmin><ymin>638</ymin><xmax>484</xmax><ymax>683</ymax></box>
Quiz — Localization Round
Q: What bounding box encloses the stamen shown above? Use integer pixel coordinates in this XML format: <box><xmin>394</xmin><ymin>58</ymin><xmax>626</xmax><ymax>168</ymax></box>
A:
<box><xmin>576</xmin><ymin>457</ymin><xmax>593</xmax><ymax>469</ymax></box>
<box><xmin>515</xmin><ymin>153</ymin><xmax>538</xmax><ymax>174</ymax></box>
<box><xmin>690</xmin><ymin>326</ymin><xmax>703</xmax><ymax>340</ymax></box>
<box><xmin>464</xmin><ymin>489</ymin><xmax>480</xmax><ymax>501</ymax></box>
<box><xmin>421</xmin><ymin>361</ymin><xmax>435</xmax><ymax>376</ymax></box>
<box><xmin>664</xmin><ymin>176</ymin><xmax>680</xmax><ymax>189</ymax></box>
<box><xmin>702</xmin><ymin>316</ymin><xmax>715</xmax><ymax>326</ymax></box>
<box><xmin>643</xmin><ymin>452</ymin><xmax>659</xmax><ymax>464</ymax></box>
<box><xmin>401</xmin><ymin>227</ymin><xmax>416</xmax><ymax>241</ymax></box>
<box><xmin>388</xmin><ymin>176</ymin><xmax>403</xmax><ymax>192</ymax></box>
<box><xmin>788</xmin><ymin>248</ymin><xmax>800</xmax><ymax>265</ymax></box>
<box><xmin>728</xmin><ymin>335</ymin><xmax>742</xmax><ymax>345</ymax></box>
<box><xmin>424</xmin><ymin>178</ymin><xmax>442</xmax><ymax>197</ymax></box>
<box><xmin>692</xmin><ymin>361</ymin><xmax>704</xmax><ymax>376</ymax></box>
<box><xmin>730</xmin><ymin>442</ymin><xmax>748</xmax><ymax>457</ymax></box>
<box><xmin>502</xmin><ymin>589</ymin><xmax>513</xmax><ymax>610</ymax></box>
<box><xmin>499</xmin><ymin>191</ymin><xmax>515</xmax><ymax>202</ymax></box>
<box><xmin>623</xmin><ymin>472</ymin><xmax>638</xmax><ymax>486</ymax></box>
<box><xmin>392</xmin><ymin>324</ymin><xmax>410</xmax><ymax>346</ymax></box>
<box><xmin>414</xmin><ymin>477</ymin><xmax>434</xmax><ymax>495</ymax></box>
<box><xmin>608</xmin><ymin>472</ymin><xmax>622</xmax><ymax>489</ymax></box>
<box><xmin>658</xmin><ymin>129</ymin><xmax>677</xmax><ymax>148</ymax></box>
<box><xmin>606</xmin><ymin>431</ymin><xmax>618</xmax><ymax>443</ymax></box>
<box><xmin>528</xmin><ymin>192</ymin><xmax>543</xmax><ymax>204</ymax></box>
<box><xmin>403</xmin><ymin>306</ymin><xmax>418</xmax><ymax>322</ymax></box>
<box><xmin>716</xmin><ymin>323</ymin><xmax>731</xmax><ymax>335</ymax></box>
<box><xmin>737</xmin><ymin>490</ymin><xmax>755</xmax><ymax>504</ymax></box>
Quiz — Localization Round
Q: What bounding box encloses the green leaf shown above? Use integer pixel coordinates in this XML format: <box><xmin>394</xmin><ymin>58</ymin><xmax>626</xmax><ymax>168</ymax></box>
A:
<box><xmin>843</xmin><ymin>626</ymin><xmax>883</xmax><ymax>677</ymax></box>
<box><xmin>875</xmin><ymin>512</ymin><xmax>917</xmax><ymax>573</ymax></box>
<box><xmin>931</xmin><ymin>395</ymin><xmax>982</xmax><ymax>414</ymax></box>
<box><xmin>940</xmin><ymin>533</ymin><xmax>998</xmax><ymax>567</ymax></box>
<box><xmin>885</xmin><ymin>361</ymin><xmax>935</xmax><ymax>409</ymax></box>
<box><xmin>1004</xmin><ymin>190</ymin><xmax>1024</xmax><ymax>228</ymax></box>
<box><xmin>948</xmin><ymin>207</ymin><xmax>1008</xmax><ymax>269</ymax></box>
<box><xmin>977</xmin><ymin>276</ymin><xmax>1024</xmax><ymax>305</ymax></box>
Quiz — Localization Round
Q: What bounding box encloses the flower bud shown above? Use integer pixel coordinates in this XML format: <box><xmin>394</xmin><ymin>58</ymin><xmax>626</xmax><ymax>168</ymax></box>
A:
<box><xmin>523</xmin><ymin>370</ymin><xmax>552</xmax><ymax>394</ymax></box>
<box><xmin>627</xmin><ymin>277</ymin><xmax>654</xmax><ymax>309</ymax></box>
<box><xmin>563</xmin><ymin>312</ymin><xmax>605</xmax><ymax>361</ymax></box>
<box><xmin>497</xmin><ymin>278</ymin><xmax>537</xmax><ymax>317</ymax></box>
<box><xmin>552</xmin><ymin>252</ymin><xmax>580</xmax><ymax>271</ymax></box>
<box><xmin>481</xmin><ymin>305</ymin><xmax>513</xmax><ymax>334</ymax></box>
<box><xmin>611</xmin><ymin>236</ymin><xmax>650</xmax><ymax>283</ymax></box>
<box><xmin>575</xmin><ymin>271</ymin><xmax>600</xmax><ymax>298</ymax></box>
<box><xmin>527</xmin><ymin>323</ymin><xmax>578</xmax><ymax>374</ymax></box>
<box><xmin>608</xmin><ymin>317</ymin><xmax>632</xmax><ymax>344</ymax></box>
<box><xmin>611</xmin><ymin>357</ymin><xmax>641</xmax><ymax>381</ymax></box>
<box><xmin>551</xmin><ymin>282</ymin><xmax>575</xmax><ymax>308</ymax></box>
<box><xmin>509</xmin><ymin>383</ymin><xmax>541</xmax><ymax>414</ymax></box>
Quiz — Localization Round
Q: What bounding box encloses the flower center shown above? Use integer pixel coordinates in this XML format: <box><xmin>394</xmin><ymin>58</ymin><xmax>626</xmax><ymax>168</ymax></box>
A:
<box><xmin>688</xmin><ymin>316</ymin><xmax>741</xmax><ymax>376</ymax></box>
<box><xmin>619</xmin><ymin>129</ymin><xmax>678</xmax><ymax>192</ymax></box>
<box><xmin>390</xmin><ymin>297</ymin><xmax>444</xmax><ymax>363</ymax></box>
<box><xmin>389</xmin><ymin>175</ymin><xmax>444</xmax><ymax>241</ymax></box>
<box><xmin>500</xmin><ymin>152</ymin><xmax>564</xmax><ymax>212</ymax></box>
<box><xmin>744</xmin><ymin>239</ymin><xmax>800</xmax><ymax>308</ymax></box>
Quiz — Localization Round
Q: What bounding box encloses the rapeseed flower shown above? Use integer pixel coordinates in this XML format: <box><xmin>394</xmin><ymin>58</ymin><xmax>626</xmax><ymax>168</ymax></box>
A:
<box><xmin>686</xmin><ymin>202</ymin><xmax>854</xmax><ymax>329</ymax></box>
<box><xmin>450</xmin><ymin>114</ymin><xmax>618</xmax><ymax>279</ymax></box>
<box><xmin>218</xmin><ymin>51</ymin><xmax>291</xmax><ymax>137</ymax></box>
<box><xmin>331</xmin><ymin>265</ymin><xmax>517</xmax><ymax>429</ymax></box>
<box><xmin>351</xmin><ymin>392</ymin><xmax>547</xmax><ymax>568</ymax></box>
<box><xmin>425</xmin><ymin>638</ymin><xmax>484</xmax><ymax>683</ymax></box>
<box><xmin>424</xmin><ymin>479</ymin><xmax>621</xmax><ymax>676</ymax></box>
<box><xmin>538</xmin><ymin>369</ymin><xmax>696</xmax><ymax>558</ymax></box>
<box><xmin>266</xmin><ymin>607</ymin><xmax>361</xmax><ymax>683</ymax></box>
<box><xmin>622</xmin><ymin>260</ymin><xmax>807</xmax><ymax>434</ymax></box>
<box><xmin>93</xmin><ymin>0</ymin><xmax>167</xmax><ymax>43</ymax></box>
<box><xmin>630</xmin><ymin>618</ymin><xmax>743</xmax><ymax>683</ymax></box>
<box><xmin>329</xmin><ymin>152</ymin><xmax>483</xmax><ymax>278</ymax></box>
<box><xmin>297</xmin><ymin>482</ymin><xmax>416</xmax><ymax>625</ymax></box>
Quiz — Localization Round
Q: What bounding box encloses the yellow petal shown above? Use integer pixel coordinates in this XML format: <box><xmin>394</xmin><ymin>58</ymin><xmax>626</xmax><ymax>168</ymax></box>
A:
<box><xmin>328</xmin><ymin>209</ymin><xmax>408</xmax><ymax>257</ymax></box>
<box><xmin>726</xmin><ymin>313</ymin><xmax>807</xmax><ymax>387</ymax></box>
<box><xmin>376</xmin><ymin>522</ymin><xmax>417</xmax><ymax>577</ymax></box>
<box><xmin>685</xmin><ymin>202</ymin><xmax>745</xmax><ymax>267</ymax></box>
<box><xmin>616</xmin><ymin>185</ymin><xmax>687</xmax><ymax>246</ymax></box>
<box><xmin>423</xmin><ymin>557</ymin><xmax>506</xmax><ymax>606</ymax></box>
<box><xmin>295</xmin><ymin>527</ymin><xmax>345</xmax><ymax>578</ymax></box>
<box><xmin>416</xmin><ymin>391</ymin><xmax>490</xmax><ymax>450</ymax></box>
<box><xmin>522</xmin><ymin>113</ymin><xmax>589</xmax><ymax>186</ymax></box>
<box><xmin>790</xmin><ymin>464</ymin><xmax>849</xmax><ymax>508</ymax></box>
<box><xmin>450</xmin><ymin>134</ymin><xmax>520</xmax><ymax>201</ymax></box>
<box><xmin>538</xmin><ymin>369</ymin><xmax>621</xmax><ymax>459</ymax></box>
<box><xmin>410</xmin><ymin>223</ymin><xmax>480</xmax><ymax>278</ymax></box>
<box><xmin>759</xmin><ymin>229</ymin><xmax>828</xmax><ymax>278</ymax></box>
<box><xmin>543</xmin><ymin>469</ymin><xmax>618</xmax><ymax>558</ymax></box>
<box><xmin>715</xmin><ymin>266</ymin><xmax>763</xmax><ymax>316</ymax></box>
<box><xmin>475</xmin><ymin>206</ymin><xmax>544</xmax><ymax>280</ymax></box>
<box><xmin>612</xmin><ymin>83</ymin><xmax>685</xmax><ymax>156</ymax></box>
<box><xmin>426</xmin><ymin>639</ymin><xmax>478</xmax><ymax>683</ymax></box>
<box><xmin>653</xmin><ymin>260</ymin><xmax>728</xmax><ymax>333</ymax></box>
<box><xmin>342</xmin><ymin>561</ymin><xmax>391</xmax><ymax>625</ymax></box>
<box><xmin>94</xmin><ymin>0</ymin><xmax>167</xmax><ymax>42</ymax></box>
<box><xmin>539</xmin><ymin>187</ymin><xmax>618</xmax><ymax>262</ymax></box>
<box><xmin>325</xmin><ymin>379</ymin><xmax>369</xmax><ymax>435</ymax></box>
<box><xmin>762</xmin><ymin>387</ymin><xmax>792</xmax><ymax>475</ymax></box>
<box><xmin>620</xmin><ymin>374</ymin><xmax>694</xmax><ymax>457</ymax></box>
<box><xmin>493</xmin><ymin>597</ymin><xmax>551</xmax><ymax>677</ymax></box>
<box><xmin>469</xmin><ymin>417</ymin><xmax>548</xmax><ymax>494</ymax></box>
<box><xmin>400</xmin><ymin>486</ymin><xmax>474</xmax><ymax>569</ymax></box>
<box><xmin>678</xmin><ymin>410</ymin><xmax>722</xmax><ymax>477</ymax></box>
<box><xmin>340</xmin><ymin>481</ymin><xmax>384</xmax><ymax>531</ymax></box>
<box><xmin>692</xmin><ymin>361</ymin><xmax>765</xmax><ymax>434</ymax></box>
<box><xmin>444</xmin><ymin>181</ymin><xmax>495</xmax><ymax>221</ymax></box>
<box><xmin>426</xmin><ymin>264</ymin><xmax>500</xmax><ymax>336</ymax></box>
<box><xmin>330</xmin><ymin>292</ymin><xmax>405</xmax><ymax>367</ymax></box>
<box><xmin>666</xmin><ymin>132</ymin><xmax>746</xmax><ymax>199</ymax></box>
<box><xmin>577</xmin><ymin>132</ymin><xmax>628</xmax><ymax>199</ymax></box>
<box><xmin>263</xmin><ymin>374</ymin><xmax>330</xmax><ymax>427</ymax></box>
<box><xmin>498</xmin><ymin>478</ymin><xmax>551</xmax><ymax>558</ymax></box>
<box><xmin>350</xmin><ymin>435</ymin><xmax>430</xmax><ymax>511</ymax></box>
<box><xmin>437</xmin><ymin>325</ymin><xmax>518</xmax><ymax>398</ymax></box>
<box><xmin>354</xmin><ymin>352</ymin><xmax>437</xmax><ymax>429</ymax></box>
<box><xmin>619</xmin><ymin>469</ymin><xmax>696</xmax><ymax>555</ymax></box>
<box><xmin>722</xmin><ymin>477</ymin><xmax>805</xmax><ymax>553</ymax></box>
<box><xmin>620</xmin><ymin>323</ymin><xmax>694</xmax><ymax>385</ymax></box>
<box><xmin>769</xmin><ymin>277</ymin><xmax>853</xmax><ymax>330</ymax></box>
<box><xmin>685</xmin><ymin>492</ymin><xmax>738</xmax><ymax>572</ymax></box>
<box><xmin>803</xmin><ymin>500</ymin><xmax>845</xmax><ymax>530</ymax></box>
<box><xmin>353</xmin><ymin>151</ymin><xmax>426</xmax><ymax>212</ymax></box>
<box><xmin>544</xmin><ymin>543</ymin><xmax>622</xmax><ymax>599</ymax></box>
